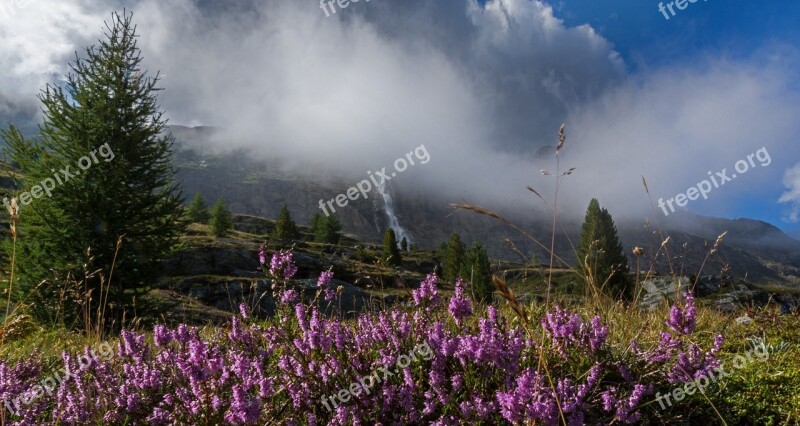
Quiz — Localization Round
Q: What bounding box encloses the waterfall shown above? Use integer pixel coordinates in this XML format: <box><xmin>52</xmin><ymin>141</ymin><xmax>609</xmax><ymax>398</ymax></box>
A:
<box><xmin>375</xmin><ymin>181</ymin><xmax>413</xmax><ymax>246</ymax></box>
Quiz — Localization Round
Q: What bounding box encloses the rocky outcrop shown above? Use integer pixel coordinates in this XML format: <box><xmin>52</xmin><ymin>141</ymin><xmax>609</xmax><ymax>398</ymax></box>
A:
<box><xmin>638</xmin><ymin>277</ymin><xmax>691</xmax><ymax>310</ymax></box>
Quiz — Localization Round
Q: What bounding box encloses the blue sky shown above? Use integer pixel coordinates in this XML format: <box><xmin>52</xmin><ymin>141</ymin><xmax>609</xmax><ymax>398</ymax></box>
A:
<box><xmin>553</xmin><ymin>0</ymin><xmax>800</xmax><ymax>70</ymax></box>
<box><xmin>546</xmin><ymin>0</ymin><xmax>800</xmax><ymax>236</ymax></box>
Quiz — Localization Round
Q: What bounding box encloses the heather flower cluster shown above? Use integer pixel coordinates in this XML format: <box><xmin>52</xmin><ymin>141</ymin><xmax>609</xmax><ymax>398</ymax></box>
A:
<box><xmin>447</xmin><ymin>279</ymin><xmax>473</xmax><ymax>326</ymax></box>
<box><xmin>268</xmin><ymin>249</ymin><xmax>298</xmax><ymax>280</ymax></box>
<box><xmin>632</xmin><ymin>293</ymin><xmax>724</xmax><ymax>385</ymax></box>
<box><xmin>666</xmin><ymin>292</ymin><xmax>697</xmax><ymax>335</ymax></box>
<box><xmin>317</xmin><ymin>269</ymin><xmax>335</xmax><ymax>302</ymax></box>
<box><xmin>412</xmin><ymin>273</ymin><xmax>440</xmax><ymax>307</ymax></box>
<box><xmin>0</xmin><ymin>251</ymin><xmax>730</xmax><ymax>424</ymax></box>
<box><xmin>541</xmin><ymin>305</ymin><xmax>609</xmax><ymax>355</ymax></box>
<box><xmin>3</xmin><ymin>342</ymin><xmax>114</xmax><ymax>416</ymax></box>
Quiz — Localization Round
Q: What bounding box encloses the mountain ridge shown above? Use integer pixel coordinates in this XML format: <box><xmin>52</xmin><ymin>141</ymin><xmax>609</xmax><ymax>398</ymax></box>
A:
<box><xmin>169</xmin><ymin>125</ymin><xmax>800</xmax><ymax>286</ymax></box>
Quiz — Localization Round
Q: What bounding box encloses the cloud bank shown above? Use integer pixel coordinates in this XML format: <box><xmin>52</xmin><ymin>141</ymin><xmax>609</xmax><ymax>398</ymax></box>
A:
<box><xmin>1</xmin><ymin>0</ymin><xmax>799</xmax><ymax>224</ymax></box>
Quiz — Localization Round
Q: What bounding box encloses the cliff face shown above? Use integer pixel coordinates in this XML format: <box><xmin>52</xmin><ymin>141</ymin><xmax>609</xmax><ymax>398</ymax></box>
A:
<box><xmin>170</xmin><ymin>126</ymin><xmax>800</xmax><ymax>285</ymax></box>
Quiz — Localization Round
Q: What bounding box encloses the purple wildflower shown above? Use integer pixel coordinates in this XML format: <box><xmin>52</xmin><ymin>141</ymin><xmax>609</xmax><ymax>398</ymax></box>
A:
<box><xmin>412</xmin><ymin>274</ymin><xmax>441</xmax><ymax>306</ymax></box>
<box><xmin>542</xmin><ymin>306</ymin><xmax>608</xmax><ymax>355</ymax></box>
<box><xmin>269</xmin><ymin>250</ymin><xmax>298</xmax><ymax>280</ymax></box>
<box><xmin>279</xmin><ymin>289</ymin><xmax>299</xmax><ymax>305</ymax></box>
<box><xmin>448</xmin><ymin>279</ymin><xmax>473</xmax><ymax>325</ymax></box>
<box><xmin>666</xmin><ymin>292</ymin><xmax>697</xmax><ymax>335</ymax></box>
<box><xmin>317</xmin><ymin>270</ymin><xmax>335</xmax><ymax>301</ymax></box>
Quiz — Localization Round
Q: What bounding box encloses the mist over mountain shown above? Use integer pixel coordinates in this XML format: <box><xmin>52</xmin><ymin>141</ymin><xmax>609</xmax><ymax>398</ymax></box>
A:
<box><xmin>2</xmin><ymin>0</ymin><xmax>800</xmax><ymax>230</ymax></box>
<box><xmin>170</xmin><ymin>125</ymin><xmax>800</xmax><ymax>286</ymax></box>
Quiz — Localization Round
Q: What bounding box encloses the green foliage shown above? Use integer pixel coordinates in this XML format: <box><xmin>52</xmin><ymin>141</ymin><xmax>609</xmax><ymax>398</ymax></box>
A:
<box><xmin>208</xmin><ymin>199</ymin><xmax>233</xmax><ymax>238</ymax></box>
<box><xmin>314</xmin><ymin>214</ymin><xmax>341</xmax><ymax>245</ymax></box>
<box><xmin>1</xmin><ymin>12</ymin><xmax>185</xmax><ymax>324</ymax></box>
<box><xmin>443</xmin><ymin>233</ymin><xmax>466</xmax><ymax>282</ymax></box>
<box><xmin>461</xmin><ymin>242</ymin><xmax>493</xmax><ymax>302</ymax></box>
<box><xmin>400</xmin><ymin>237</ymin><xmax>408</xmax><ymax>252</ymax></box>
<box><xmin>354</xmin><ymin>245</ymin><xmax>372</xmax><ymax>263</ymax></box>
<box><xmin>310</xmin><ymin>212</ymin><xmax>322</xmax><ymax>236</ymax></box>
<box><xmin>186</xmin><ymin>193</ymin><xmax>209</xmax><ymax>223</ymax></box>
<box><xmin>273</xmin><ymin>204</ymin><xmax>297</xmax><ymax>244</ymax></box>
<box><xmin>576</xmin><ymin>198</ymin><xmax>630</xmax><ymax>299</ymax></box>
<box><xmin>382</xmin><ymin>229</ymin><xmax>402</xmax><ymax>267</ymax></box>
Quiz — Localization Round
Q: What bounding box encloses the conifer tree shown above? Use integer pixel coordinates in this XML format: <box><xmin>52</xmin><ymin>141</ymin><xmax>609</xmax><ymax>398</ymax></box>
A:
<box><xmin>443</xmin><ymin>233</ymin><xmax>466</xmax><ymax>281</ymax></box>
<box><xmin>382</xmin><ymin>229</ymin><xmax>402</xmax><ymax>267</ymax></box>
<box><xmin>209</xmin><ymin>199</ymin><xmax>233</xmax><ymax>238</ymax></box>
<box><xmin>310</xmin><ymin>212</ymin><xmax>323</xmax><ymax>236</ymax></box>
<box><xmin>400</xmin><ymin>237</ymin><xmax>408</xmax><ymax>252</ymax></box>
<box><xmin>2</xmin><ymin>12</ymin><xmax>185</xmax><ymax>322</ymax></box>
<box><xmin>577</xmin><ymin>198</ymin><xmax>630</xmax><ymax>299</ymax></box>
<box><xmin>461</xmin><ymin>242</ymin><xmax>493</xmax><ymax>302</ymax></box>
<box><xmin>187</xmin><ymin>193</ymin><xmax>210</xmax><ymax>223</ymax></box>
<box><xmin>315</xmin><ymin>215</ymin><xmax>341</xmax><ymax>245</ymax></box>
<box><xmin>273</xmin><ymin>204</ymin><xmax>297</xmax><ymax>243</ymax></box>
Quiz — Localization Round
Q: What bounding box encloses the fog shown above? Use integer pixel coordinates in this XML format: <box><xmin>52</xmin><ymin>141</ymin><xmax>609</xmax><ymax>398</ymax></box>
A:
<box><xmin>2</xmin><ymin>0</ymin><xmax>799</xmax><ymax>224</ymax></box>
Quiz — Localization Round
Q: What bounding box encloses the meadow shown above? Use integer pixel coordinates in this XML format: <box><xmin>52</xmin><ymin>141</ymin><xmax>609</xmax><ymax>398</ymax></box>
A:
<box><xmin>0</xmin><ymin>240</ymin><xmax>798</xmax><ymax>425</ymax></box>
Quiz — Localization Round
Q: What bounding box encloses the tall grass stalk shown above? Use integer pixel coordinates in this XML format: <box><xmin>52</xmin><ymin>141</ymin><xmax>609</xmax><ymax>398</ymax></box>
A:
<box><xmin>1</xmin><ymin>198</ymin><xmax>19</xmax><ymax>348</ymax></box>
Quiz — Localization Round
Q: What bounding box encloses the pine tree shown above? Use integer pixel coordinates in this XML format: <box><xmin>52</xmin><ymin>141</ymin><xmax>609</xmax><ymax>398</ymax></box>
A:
<box><xmin>577</xmin><ymin>198</ymin><xmax>630</xmax><ymax>299</ymax></box>
<box><xmin>400</xmin><ymin>237</ymin><xmax>408</xmax><ymax>252</ymax></box>
<box><xmin>273</xmin><ymin>204</ymin><xmax>297</xmax><ymax>243</ymax></box>
<box><xmin>187</xmin><ymin>193</ymin><xmax>209</xmax><ymax>223</ymax></box>
<box><xmin>2</xmin><ymin>12</ymin><xmax>185</xmax><ymax>322</ymax></box>
<box><xmin>315</xmin><ymin>215</ymin><xmax>341</xmax><ymax>245</ymax></box>
<box><xmin>443</xmin><ymin>233</ymin><xmax>466</xmax><ymax>281</ymax></box>
<box><xmin>437</xmin><ymin>241</ymin><xmax>448</xmax><ymax>257</ymax></box>
<box><xmin>310</xmin><ymin>212</ymin><xmax>323</xmax><ymax>236</ymax></box>
<box><xmin>382</xmin><ymin>229</ymin><xmax>402</xmax><ymax>267</ymax></box>
<box><xmin>461</xmin><ymin>242</ymin><xmax>493</xmax><ymax>302</ymax></box>
<box><xmin>209</xmin><ymin>199</ymin><xmax>233</xmax><ymax>238</ymax></box>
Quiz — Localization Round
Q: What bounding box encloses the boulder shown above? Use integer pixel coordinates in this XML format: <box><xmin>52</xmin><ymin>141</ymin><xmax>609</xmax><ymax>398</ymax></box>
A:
<box><xmin>639</xmin><ymin>276</ymin><xmax>691</xmax><ymax>310</ymax></box>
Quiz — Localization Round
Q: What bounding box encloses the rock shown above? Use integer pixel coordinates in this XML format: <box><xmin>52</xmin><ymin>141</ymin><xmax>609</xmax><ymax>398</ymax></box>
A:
<box><xmin>773</xmin><ymin>294</ymin><xmax>800</xmax><ymax>315</ymax></box>
<box><xmin>735</xmin><ymin>315</ymin><xmax>753</xmax><ymax>325</ymax></box>
<box><xmin>639</xmin><ymin>277</ymin><xmax>691</xmax><ymax>310</ymax></box>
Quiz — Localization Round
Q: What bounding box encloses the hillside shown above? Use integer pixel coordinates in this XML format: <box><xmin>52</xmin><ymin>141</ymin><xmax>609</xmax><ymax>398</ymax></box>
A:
<box><xmin>170</xmin><ymin>126</ymin><xmax>800</xmax><ymax>287</ymax></box>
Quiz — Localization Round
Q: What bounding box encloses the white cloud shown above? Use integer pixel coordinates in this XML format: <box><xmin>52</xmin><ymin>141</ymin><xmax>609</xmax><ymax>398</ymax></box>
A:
<box><xmin>780</xmin><ymin>163</ymin><xmax>800</xmax><ymax>222</ymax></box>
<box><xmin>561</xmin><ymin>59</ymin><xmax>800</xmax><ymax>219</ymax></box>
<box><xmin>0</xmin><ymin>0</ymin><xmax>112</xmax><ymax>123</ymax></box>
<box><xmin>1</xmin><ymin>0</ymin><xmax>799</xmax><ymax>225</ymax></box>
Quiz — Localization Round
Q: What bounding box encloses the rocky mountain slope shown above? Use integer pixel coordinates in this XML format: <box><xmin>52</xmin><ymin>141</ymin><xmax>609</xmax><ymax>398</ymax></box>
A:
<box><xmin>171</xmin><ymin>125</ymin><xmax>800</xmax><ymax>286</ymax></box>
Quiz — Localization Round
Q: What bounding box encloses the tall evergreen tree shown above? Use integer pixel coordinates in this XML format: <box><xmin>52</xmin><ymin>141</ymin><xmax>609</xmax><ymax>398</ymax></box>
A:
<box><xmin>382</xmin><ymin>229</ymin><xmax>402</xmax><ymax>267</ymax></box>
<box><xmin>209</xmin><ymin>199</ymin><xmax>233</xmax><ymax>238</ymax></box>
<box><xmin>310</xmin><ymin>212</ymin><xmax>323</xmax><ymax>236</ymax></box>
<box><xmin>2</xmin><ymin>12</ymin><xmax>185</xmax><ymax>322</ymax></box>
<box><xmin>400</xmin><ymin>237</ymin><xmax>408</xmax><ymax>252</ymax></box>
<box><xmin>576</xmin><ymin>198</ymin><xmax>630</xmax><ymax>299</ymax></box>
<box><xmin>443</xmin><ymin>233</ymin><xmax>466</xmax><ymax>282</ymax></box>
<box><xmin>461</xmin><ymin>242</ymin><xmax>493</xmax><ymax>302</ymax></box>
<box><xmin>315</xmin><ymin>215</ymin><xmax>341</xmax><ymax>245</ymax></box>
<box><xmin>273</xmin><ymin>204</ymin><xmax>297</xmax><ymax>243</ymax></box>
<box><xmin>186</xmin><ymin>193</ymin><xmax>209</xmax><ymax>223</ymax></box>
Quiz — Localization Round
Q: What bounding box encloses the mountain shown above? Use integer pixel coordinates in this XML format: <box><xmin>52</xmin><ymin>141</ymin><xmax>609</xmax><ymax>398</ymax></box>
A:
<box><xmin>171</xmin><ymin>126</ymin><xmax>800</xmax><ymax>286</ymax></box>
